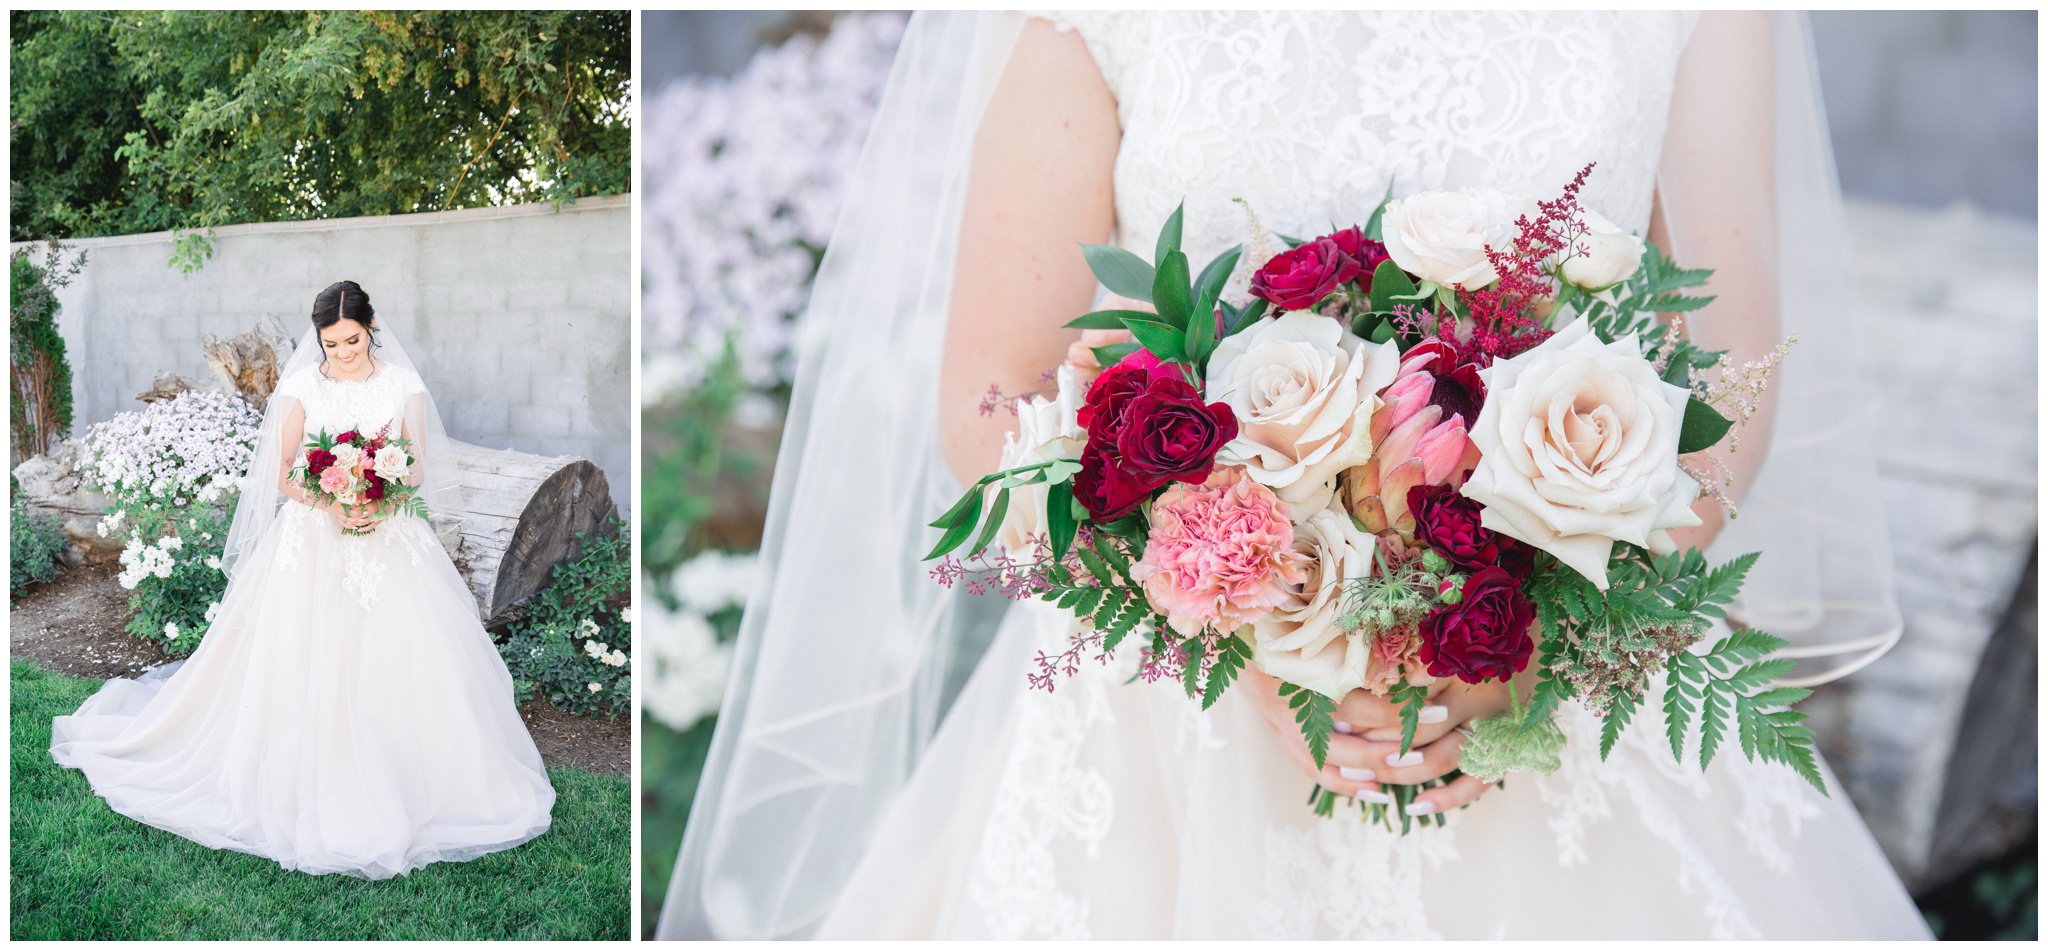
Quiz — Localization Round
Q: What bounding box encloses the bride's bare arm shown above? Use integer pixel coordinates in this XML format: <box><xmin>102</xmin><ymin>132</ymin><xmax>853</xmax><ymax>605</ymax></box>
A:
<box><xmin>937</xmin><ymin>18</ymin><xmax>1120</xmax><ymax>488</ymax></box>
<box><xmin>1650</xmin><ymin>10</ymin><xmax>1781</xmax><ymax>553</ymax></box>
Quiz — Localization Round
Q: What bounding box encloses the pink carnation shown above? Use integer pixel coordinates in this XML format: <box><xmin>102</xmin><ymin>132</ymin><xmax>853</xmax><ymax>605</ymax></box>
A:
<box><xmin>1131</xmin><ymin>468</ymin><xmax>1309</xmax><ymax>638</ymax></box>
<box><xmin>318</xmin><ymin>466</ymin><xmax>351</xmax><ymax>495</ymax></box>
<box><xmin>1363</xmin><ymin>625</ymin><xmax>1432</xmax><ymax>694</ymax></box>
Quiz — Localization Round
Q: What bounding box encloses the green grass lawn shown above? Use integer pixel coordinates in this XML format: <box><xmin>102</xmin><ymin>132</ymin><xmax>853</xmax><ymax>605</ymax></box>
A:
<box><xmin>10</xmin><ymin>662</ymin><xmax>630</xmax><ymax>941</ymax></box>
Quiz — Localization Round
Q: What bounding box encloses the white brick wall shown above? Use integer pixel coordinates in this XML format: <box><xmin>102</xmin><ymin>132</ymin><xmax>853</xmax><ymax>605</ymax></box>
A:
<box><xmin>15</xmin><ymin>195</ymin><xmax>632</xmax><ymax>515</ymax></box>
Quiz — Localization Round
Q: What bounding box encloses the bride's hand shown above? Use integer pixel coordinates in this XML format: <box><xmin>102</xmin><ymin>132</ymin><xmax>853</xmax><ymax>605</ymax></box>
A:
<box><xmin>320</xmin><ymin>501</ymin><xmax>374</xmax><ymax>532</ymax></box>
<box><xmin>1243</xmin><ymin>665</ymin><xmax>1515</xmax><ymax>815</ymax></box>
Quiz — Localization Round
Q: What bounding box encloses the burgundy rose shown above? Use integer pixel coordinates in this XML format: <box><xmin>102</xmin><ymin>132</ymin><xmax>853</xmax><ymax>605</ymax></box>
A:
<box><xmin>1114</xmin><ymin>377</ymin><xmax>1237</xmax><ymax>485</ymax></box>
<box><xmin>1250</xmin><ymin>237</ymin><xmax>1360</xmax><ymax>311</ymax></box>
<box><xmin>1078</xmin><ymin>349</ymin><xmax>1179</xmax><ymax>436</ymax></box>
<box><xmin>304</xmin><ymin>448</ymin><xmax>337</xmax><ymax>476</ymax></box>
<box><xmin>336</xmin><ymin>430</ymin><xmax>360</xmax><ymax>446</ymax></box>
<box><xmin>1074</xmin><ymin>442</ymin><xmax>1159</xmax><ymax>522</ymax></box>
<box><xmin>1418</xmin><ymin>566</ymin><xmax>1537</xmax><ymax>684</ymax></box>
<box><xmin>1323</xmin><ymin>226</ymin><xmax>1391</xmax><ymax>280</ymax></box>
<box><xmin>1408</xmin><ymin>484</ymin><xmax>1533</xmax><ymax>576</ymax></box>
<box><xmin>364</xmin><ymin>473</ymin><xmax>387</xmax><ymax>502</ymax></box>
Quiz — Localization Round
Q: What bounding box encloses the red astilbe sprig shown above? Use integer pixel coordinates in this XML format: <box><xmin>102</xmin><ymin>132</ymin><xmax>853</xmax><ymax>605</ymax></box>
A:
<box><xmin>1456</xmin><ymin>163</ymin><xmax>1598</xmax><ymax>363</ymax></box>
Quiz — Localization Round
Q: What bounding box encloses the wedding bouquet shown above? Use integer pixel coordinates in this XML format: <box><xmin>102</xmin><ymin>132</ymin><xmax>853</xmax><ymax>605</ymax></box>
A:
<box><xmin>291</xmin><ymin>426</ymin><xmax>427</xmax><ymax>535</ymax></box>
<box><xmin>928</xmin><ymin>166</ymin><xmax>1818</xmax><ymax>830</ymax></box>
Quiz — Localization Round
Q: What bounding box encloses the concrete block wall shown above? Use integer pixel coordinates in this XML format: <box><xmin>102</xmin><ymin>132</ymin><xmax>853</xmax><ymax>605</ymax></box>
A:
<box><xmin>15</xmin><ymin>195</ymin><xmax>632</xmax><ymax>514</ymax></box>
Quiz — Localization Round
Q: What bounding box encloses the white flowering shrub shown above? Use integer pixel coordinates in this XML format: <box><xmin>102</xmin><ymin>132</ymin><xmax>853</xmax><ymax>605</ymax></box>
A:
<box><xmin>642</xmin><ymin>549</ymin><xmax>757</xmax><ymax>733</ymax></box>
<box><xmin>497</xmin><ymin>522</ymin><xmax>631</xmax><ymax>717</ymax></box>
<box><xmin>79</xmin><ymin>389</ymin><xmax>261</xmax><ymax>512</ymax></box>
<box><xmin>112</xmin><ymin>505</ymin><xmax>232</xmax><ymax>654</ymax></box>
<box><xmin>79</xmin><ymin>389</ymin><xmax>260</xmax><ymax>653</ymax></box>
<box><xmin>641</xmin><ymin>12</ymin><xmax>906</xmax><ymax>403</ymax></box>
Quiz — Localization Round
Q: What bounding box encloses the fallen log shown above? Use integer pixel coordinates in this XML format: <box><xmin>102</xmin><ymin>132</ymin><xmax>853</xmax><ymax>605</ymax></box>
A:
<box><xmin>441</xmin><ymin>439</ymin><xmax>619</xmax><ymax>626</ymax></box>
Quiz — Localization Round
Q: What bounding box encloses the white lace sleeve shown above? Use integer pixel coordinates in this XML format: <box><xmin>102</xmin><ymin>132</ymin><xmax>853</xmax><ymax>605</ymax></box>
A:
<box><xmin>1024</xmin><ymin>11</ymin><xmax>1131</xmax><ymax>109</ymax></box>
<box><xmin>273</xmin><ymin>365</ymin><xmax>313</xmax><ymax>406</ymax></box>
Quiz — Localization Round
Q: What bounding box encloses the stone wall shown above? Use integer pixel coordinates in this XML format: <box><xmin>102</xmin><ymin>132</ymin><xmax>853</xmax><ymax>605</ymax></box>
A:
<box><xmin>13</xmin><ymin>195</ymin><xmax>632</xmax><ymax>514</ymax></box>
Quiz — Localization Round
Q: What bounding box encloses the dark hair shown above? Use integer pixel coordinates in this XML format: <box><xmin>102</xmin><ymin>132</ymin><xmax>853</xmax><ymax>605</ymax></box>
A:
<box><xmin>311</xmin><ymin>281</ymin><xmax>378</xmax><ymax>351</ymax></box>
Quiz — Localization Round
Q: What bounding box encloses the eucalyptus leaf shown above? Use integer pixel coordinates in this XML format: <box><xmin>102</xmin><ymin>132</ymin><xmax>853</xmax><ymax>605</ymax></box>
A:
<box><xmin>1154</xmin><ymin>201</ymin><xmax>1185</xmax><ymax>265</ymax></box>
<box><xmin>1152</xmin><ymin>248</ymin><xmax>1193</xmax><ymax>327</ymax></box>
<box><xmin>1090</xmin><ymin>342</ymin><xmax>1141</xmax><ymax>368</ymax></box>
<box><xmin>1081</xmin><ymin>243</ymin><xmax>1156</xmax><ymax>302</ymax></box>
<box><xmin>1362</xmin><ymin>178</ymin><xmax>1396</xmax><ymax>240</ymax></box>
<box><xmin>1066</xmin><ymin>308</ymin><xmax>1163</xmax><ymax>330</ymax></box>
<box><xmin>1194</xmin><ymin>245</ymin><xmax>1241</xmax><ymax>304</ymax></box>
<box><xmin>1366</xmin><ymin>260</ymin><xmax>1417</xmax><ymax>314</ymax></box>
<box><xmin>1123</xmin><ymin>316</ymin><xmax>1187</xmax><ymax>362</ymax></box>
<box><xmin>1678</xmin><ymin>397</ymin><xmax>1734</xmax><ymax>454</ymax></box>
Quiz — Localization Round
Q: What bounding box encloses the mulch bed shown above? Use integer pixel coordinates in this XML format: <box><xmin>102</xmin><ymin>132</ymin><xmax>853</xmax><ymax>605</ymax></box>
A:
<box><xmin>9</xmin><ymin>565</ymin><xmax>629</xmax><ymax>776</ymax></box>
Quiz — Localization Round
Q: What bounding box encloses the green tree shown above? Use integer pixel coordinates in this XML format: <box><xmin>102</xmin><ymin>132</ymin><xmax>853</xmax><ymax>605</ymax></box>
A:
<box><xmin>10</xmin><ymin>10</ymin><xmax>630</xmax><ymax>242</ymax></box>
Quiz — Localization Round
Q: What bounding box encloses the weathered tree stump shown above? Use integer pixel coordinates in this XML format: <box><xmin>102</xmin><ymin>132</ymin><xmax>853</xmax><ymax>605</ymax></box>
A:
<box><xmin>202</xmin><ymin>318</ymin><xmax>298</xmax><ymax>410</ymax></box>
<box><xmin>442</xmin><ymin>439</ymin><xmax>619</xmax><ymax>626</ymax></box>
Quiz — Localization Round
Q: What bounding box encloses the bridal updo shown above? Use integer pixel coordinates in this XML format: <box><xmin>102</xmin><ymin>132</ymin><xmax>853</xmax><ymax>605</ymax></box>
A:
<box><xmin>311</xmin><ymin>280</ymin><xmax>379</xmax><ymax>347</ymax></box>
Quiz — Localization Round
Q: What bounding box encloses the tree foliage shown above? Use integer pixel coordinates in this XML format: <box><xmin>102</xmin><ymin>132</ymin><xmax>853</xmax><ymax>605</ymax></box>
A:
<box><xmin>10</xmin><ymin>10</ymin><xmax>631</xmax><ymax>241</ymax></box>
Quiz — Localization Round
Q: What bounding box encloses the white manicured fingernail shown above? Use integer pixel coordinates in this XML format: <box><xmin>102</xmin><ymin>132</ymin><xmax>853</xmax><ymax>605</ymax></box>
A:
<box><xmin>1418</xmin><ymin>705</ymin><xmax>1448</xmax><ymax>724</ymax></box>
<box><xmin>1404</xmin><ymin>801</ymin><xmax>1437</xmax><ymax>816</ymax></box>
<box><xmin>1338</xmin><ymin>766</ymin><xmax>1376</xmax><ymax>781</ymax></box>
<box><xmin>1358</xmin><ymin>790</ymin><xmax>1393</xmax><ymax>804</ymax></box>
<box><xmin>1332</xmin><ymin>721</ymin><xmax>1354</xmax><ymax>734</ymax></box>
<box><xmin>1385</xmin><ymin>751</ymin><xmax>1424</xmax><ymax>767</ymax></box>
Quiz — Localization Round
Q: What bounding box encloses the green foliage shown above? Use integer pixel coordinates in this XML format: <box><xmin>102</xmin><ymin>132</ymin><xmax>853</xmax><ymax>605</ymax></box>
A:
<box><xmin>1276</xmin><ymin>681</ymin><xmax>1337</xmax><ymax>770</ymax></box>
<box><xmin>925</xmin><ymin>457</ymin><xmax>1082</xmax><ymax>561</ymax></box>
<box><xmin>1076</xmin><ymin>205</ymin><xmax>1240</xmax><ymax>369</ymax></box>
<box><xmin>10</xmin><ymin>10</ymin><xmax>631</xmax><ymax>243</ymax></box>
<box><xmin>116</xmin><ymin>504</ymin><xmax>232</xmax><ymax>656</ymax></box>
<box><xmin>641</xmin><ymin>338</ymin><xmax>777</xmax><ymax>579</ymax></box>
<box><xmin>10</xmin><ymin>499</ymin><xmax>66</xmax><ymax>593</ymax></box>
<box><xmin>1528</xmin><ymin>544</ymin><xmax>1824</xmax><ymax>794</ymax></box>
<box><xmin>1389</xmin><ymin>678</ymin><xmax>1431</xmax><ymax>755</ymax></box>
<box><xmin>1664</xmin><ymin>628</ymin><xmax>1825</xmax><ymax>794</ymax></box>
<box><xmin>1458</xmin><ymin>708</ymin><xmax>1566</xmax><ymax>783</ymax></box>
<box><xmin>1200</xmin><ymin>631</ymin><xmax>1252</xmax><ymax>710</ymax></box>
<box><xmin>497</xmin><ymin>519</ymin><xmax>631</xmax><ymax>718</ymax></box>
<box><xmin>1568</xmin><ymin>242</ymin><xmax>1717</xmax><ymax>362</ymax></box>
<box><xmin>11</xmin><ymin>662</ymin><xmax>629</xmax><ymax>940</ymax></box>
<box><xmin>10</xmin><ymin>245</ymin><xmax>82</xmax><ymax>460</ymax></box>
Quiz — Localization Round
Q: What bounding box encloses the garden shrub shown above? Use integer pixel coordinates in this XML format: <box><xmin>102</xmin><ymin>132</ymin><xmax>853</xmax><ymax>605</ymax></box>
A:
<box><xmin>499</xmin><ymin>519</ymin><xmax>631</xmax><ymax>717</ymax></box>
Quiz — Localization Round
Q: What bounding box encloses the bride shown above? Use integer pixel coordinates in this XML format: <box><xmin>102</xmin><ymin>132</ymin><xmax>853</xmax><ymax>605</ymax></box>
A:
<box><xmin>51</xmin><ymin>280</ymin><xmax>556</xmax><ymax>880</ymax></box>
<box><xmin>661</xmin><ymin>12</ymin><xmax>1928</xmax><ymax>939</ymax></box>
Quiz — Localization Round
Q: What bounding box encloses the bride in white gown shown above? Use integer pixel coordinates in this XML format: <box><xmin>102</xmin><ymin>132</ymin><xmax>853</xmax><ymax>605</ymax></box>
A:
<box><xmin>51</xmin><ymin>281</ymin><xmax>555</xmax><ymax>880</ymax></box>
<box><xmin>661</xmin><ymin>12</ymin><xmax>1927</xmax><ymax>939</ymax></box>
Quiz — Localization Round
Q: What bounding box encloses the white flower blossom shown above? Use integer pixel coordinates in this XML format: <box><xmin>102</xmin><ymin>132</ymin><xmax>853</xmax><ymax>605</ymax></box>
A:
<box><xmin>641</xmin><ymin>12</ymin><xmax>905</xmax><ymax>403</ymax></box>
<box><xmin>163</xmin><ymin>622</ymin><xmax>180</xmax><ymax>640</ymax></box>
<box><xmin>671</xmin><ymin>550</ymin><xmax>759</xmax><ymax>615</ymax></box>
<box><xmin>204</xmin><ymin>602</ymin><xmax>221</xmax><ymax>623</ymax></box>
<box><xmin>641</xmin><ymin>595</ymin><xmax>734</xmax><ymax>733</ymax></box>
<box><xmin>588</xmin><ymin>682</ymin><xmax>604</xmax><ymax>693</ymax></box>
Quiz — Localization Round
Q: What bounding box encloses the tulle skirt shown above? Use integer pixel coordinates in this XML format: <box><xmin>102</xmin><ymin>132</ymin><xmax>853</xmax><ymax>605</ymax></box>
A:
<box><xmin>819</xmin><ymin>599</ymin><xmax>1931</xmax><ymax>939</ymax></box>
<box><xmin>50</xmin><ymin>501</ymin><xmax>556</xmax><ymax>880</ymax></box>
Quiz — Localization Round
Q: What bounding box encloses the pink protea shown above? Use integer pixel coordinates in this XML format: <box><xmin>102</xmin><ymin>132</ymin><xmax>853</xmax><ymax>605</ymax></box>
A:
<box><xmin>1344</xmin><ymin>340</ymin><xmax>1485</xmax><ymax>535</ymax></box>
<box><xmin>1131</xmin><ymin>467</ymin><xmax>1309</xmax><ymax>639</ymax></box>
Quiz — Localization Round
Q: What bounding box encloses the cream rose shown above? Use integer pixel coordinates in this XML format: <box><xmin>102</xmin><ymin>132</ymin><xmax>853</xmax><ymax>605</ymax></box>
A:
<box><xmin>1460</xmin><ymin>317</ymin><xmax>1703</xmax><ymax>589</ymax></box>
<box><xmin>1381</xmin><ymin>188</ymin><xmax>1531</xmax><ymax>290</ymax></box>
<box><xmin>1247</xmin><ymin>505</ymin><xmax>1376</xmax><ymax>700</ymax></box>
<box><xmin>1206</xmin><ymin>312</ymin><xmax>1400</xmax><ymax>513</ymax></box>
<box><xmin>373</xmin><ymin>444</ymin><xmax>412</xmax><ymax>482</ymax></box>
<box><xmin>329</xmin><ymin>442</ymin><xmax>362</xmax><ymax>473</ymax></box>
<box><xmin>992</xmin><ymin>363</ymin><xmax>1085</xmax><ymax>557</ymax></box>
<box><xmin>1561</xmin><ymin>209</ymin><xmax>1646</xmax><ymax>291</ymax></box>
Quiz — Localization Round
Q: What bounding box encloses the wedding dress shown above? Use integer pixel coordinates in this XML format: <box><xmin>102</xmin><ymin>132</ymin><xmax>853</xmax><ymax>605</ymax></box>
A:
<box><xmin>663</xmin><ymin>11</ymin><xmax>1925</xmax><ymax>939</ymax></box>
<box><xmin>51</xmin><ymin>353</ymin><xmax>556</xmax><ymax>880</ymax></box>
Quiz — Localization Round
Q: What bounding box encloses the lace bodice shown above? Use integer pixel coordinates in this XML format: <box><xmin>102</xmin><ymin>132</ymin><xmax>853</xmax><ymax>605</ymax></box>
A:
<box><xmin>275</xmin><ymin>360</ymin><xmax>426</xmax><ymax>441</ymax></box>
<box><xmin>1036</xmin><ymin>11</ymin><xmax>1697</xmax><ymax>267</ymax></box>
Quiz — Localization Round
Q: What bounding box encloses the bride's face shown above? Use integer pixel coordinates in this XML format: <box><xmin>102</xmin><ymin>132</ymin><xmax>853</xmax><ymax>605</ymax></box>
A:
<box><xmin>320</xmin><ymin>317</ymin><xmax>373</xmax><ymax>369</ymax></box>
